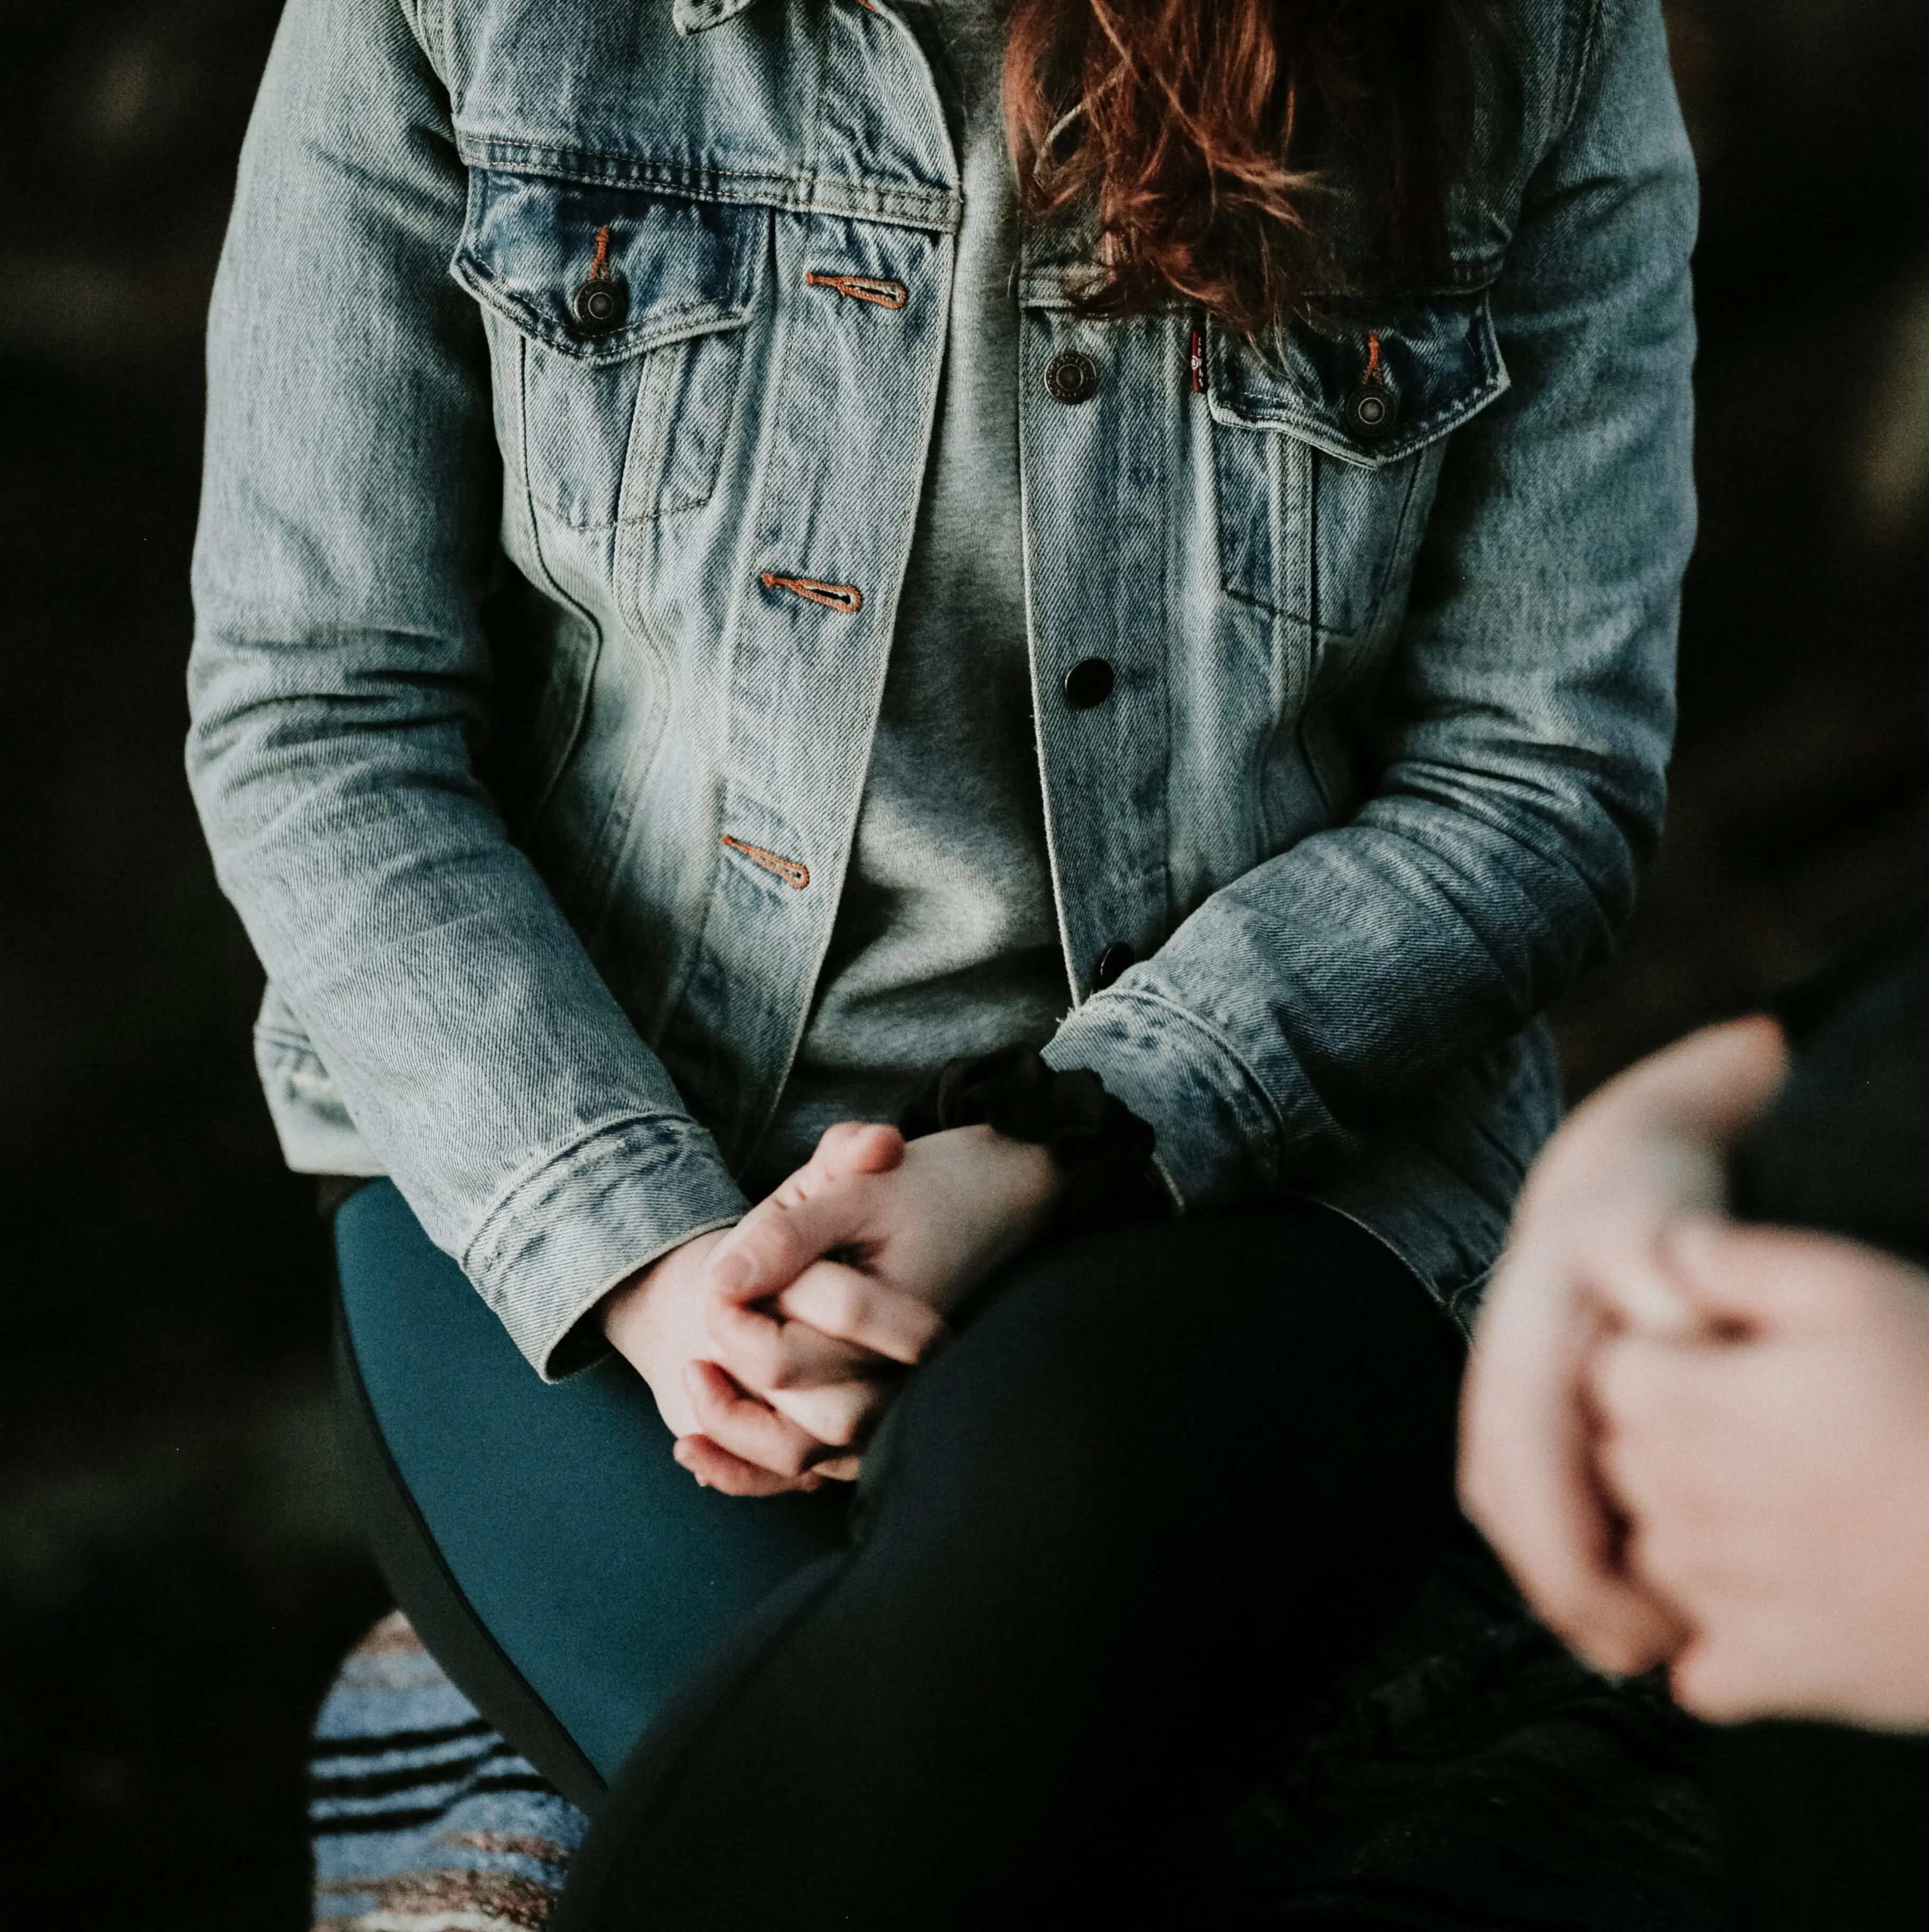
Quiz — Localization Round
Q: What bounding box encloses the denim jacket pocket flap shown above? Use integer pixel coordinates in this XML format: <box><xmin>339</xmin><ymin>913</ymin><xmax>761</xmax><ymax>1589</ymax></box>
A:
<box><xmin>1206</xmin><ymin>293</ymin><xmax>1508</xmax><ymax>468</ymax></box>
<box><xmin>453</xmin><ymin>168</ymin><xmax>763</xmax><ymax>368</ymax></box>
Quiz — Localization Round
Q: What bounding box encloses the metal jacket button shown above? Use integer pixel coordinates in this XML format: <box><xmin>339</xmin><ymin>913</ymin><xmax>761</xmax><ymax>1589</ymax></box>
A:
<box><xmin>572</xmin><ymin>278</ymin><xmax>629</xmax><ymax>334</ymax></box>
<box><xmin>1045</xmin><ymin>350</ymin><xmax>1099</xmax><ymax>405</ymax></box>
<box><xmin>1093</xmin><ymin>942</ymin><xmax>1135</xmax><ymax>990</ymax></box>
<box><xmin>1344</xmin><ymin>383</ymin><xmax>1396</xmax><ymax>440</ymax></box>
<box><xmin>1062</xmin><ymin>658</ymin><xmax>1115</xmax><ymax>709</ymax></box>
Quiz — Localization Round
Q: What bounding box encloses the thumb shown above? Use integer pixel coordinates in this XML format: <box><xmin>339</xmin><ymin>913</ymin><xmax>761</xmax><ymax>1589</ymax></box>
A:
<box><xmin>1610</xmin><ymin>1014</ymin><xmax>1790</xmax><ymax>1142</ymax></box>
<box><xmin>710</xmin><ymin>1182</ymin><xmax>874</xmax><ymax>1301</ymax></box>
<box><xmin>769</xmin><ymin>1122</ymin><xmax>906</xmax><ymax>1210</ymax></box>
<box><xmin>812</xmin><ymin>1120</ymin><xmax>907</xmax><ymax>1179</ymax></box>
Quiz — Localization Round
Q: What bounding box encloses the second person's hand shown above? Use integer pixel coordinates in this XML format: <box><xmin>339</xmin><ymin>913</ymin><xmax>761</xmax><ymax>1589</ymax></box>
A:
<box><xmin>1459</xmin><ymin>1015</ymin><xmax>1789</xmax><ymax>1676</ymax></box>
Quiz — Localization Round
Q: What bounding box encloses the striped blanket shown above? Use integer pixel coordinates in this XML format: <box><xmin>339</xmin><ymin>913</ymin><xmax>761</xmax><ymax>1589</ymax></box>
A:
<box><xmin>309</xmin><ymin>1615</ymin><xmax>585</xmax><ymax>1931</ymax></box>
<box><xmin>311</xmin><ymin>1541</ymin><xmax>1727</xmax><ymax>1929</ymax></box>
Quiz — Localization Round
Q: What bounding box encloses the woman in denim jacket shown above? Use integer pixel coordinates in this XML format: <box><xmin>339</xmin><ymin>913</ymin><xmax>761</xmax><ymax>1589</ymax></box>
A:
<box><xmin>190</xmin><ymin>0</ymin><xmax>1697</xmax><ymax>1918</ymax></box>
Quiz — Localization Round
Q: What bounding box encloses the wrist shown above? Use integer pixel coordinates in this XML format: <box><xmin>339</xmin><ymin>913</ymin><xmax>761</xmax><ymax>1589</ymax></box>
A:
<box><xmin>600</xmin><ymin>1227</ymin><xmax>723</xmax><ymax>1346</ymax></box>
<box><xmin>970</xmin><ymin>1123</ymin><xmax>1065</xmax><ymax>1235</ymax></box>
<box><xmin>899</xmin><ymin>1044</ymin><xmax>1162</xmax><ymax>1234</ymax></box>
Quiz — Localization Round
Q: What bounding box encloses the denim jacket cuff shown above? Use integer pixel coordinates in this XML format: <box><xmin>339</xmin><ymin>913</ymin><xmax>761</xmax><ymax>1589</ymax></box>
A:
<box><xmin>1043</xmin><ymin>990</ymin><xmax>1332</xmax><ymax>1214</ymax></box>
<box><xmin>461</xmin><ymin>1114</ymin><xmax>749</xmax><ymax>1382</ymax></box>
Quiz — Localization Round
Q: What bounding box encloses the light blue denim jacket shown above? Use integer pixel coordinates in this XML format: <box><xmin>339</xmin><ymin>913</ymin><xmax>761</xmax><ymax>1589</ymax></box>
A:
<box><xmin>187</xmin><ymin>0</ymin><xmax>1697</xmax><ymax>1377</ymax></box>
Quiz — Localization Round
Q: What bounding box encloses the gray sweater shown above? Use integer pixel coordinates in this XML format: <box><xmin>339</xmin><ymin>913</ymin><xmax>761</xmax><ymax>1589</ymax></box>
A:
<box><xmin>746</xmin><ymin>0</ymin><xmax>1065</xmax><ymax>1189</ymax></box>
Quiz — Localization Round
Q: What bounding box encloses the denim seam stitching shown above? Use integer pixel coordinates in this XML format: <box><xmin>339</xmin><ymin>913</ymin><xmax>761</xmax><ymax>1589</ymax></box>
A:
<box><xmin>460</xmin><ymin>257</ymin><xmax>755</xmax><ymax>370</ymax></box>
<box><xmin>1078</xmin><ymin>988</ymin><xmax>1295</xmax><ymax>1179</ymax></box>
<box><xmin>1205</xmin><ymin>303</ymin><xmax>1508</xmax><ymax>471</ymax></box>
<box><xmin>394</xmin><ymin>0</ymin><xmax>435</xmax><ymax>74</ymax></box>
<box><xmin>254</xmin><ymin>1026</ymin><xmax>324</xmax><ymax>1060</ymax></box>
<box><xmin>503</xmin><ymin>327</ymin><xmax>612</xmax><ymax>846</ymax></box>
<box><xmin>463</xmin><ymin>1113</ymin><xmax>726</xmax><ymax>1277</ymax></box>
<box><xmin>453</xmin><ymin>137</ymin><xmax>963</xmax><ymax>231</ymax></box>
<box><xmin>1560</xmin><ymin>0</ymin><xmax>1611</xmax><ymax>150</ymax></box>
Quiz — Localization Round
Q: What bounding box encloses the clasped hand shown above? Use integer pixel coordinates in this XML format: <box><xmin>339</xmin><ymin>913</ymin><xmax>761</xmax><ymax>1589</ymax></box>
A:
<box><xmin>601</xmin><ymin>1122</ymin><xmax>1062</xmax><ymax>1496</ymax></box>
<box><xmin>1461</xmin><ymin>1018</ymin><xmax>1929</xmax><ymax>1728</ymax></box>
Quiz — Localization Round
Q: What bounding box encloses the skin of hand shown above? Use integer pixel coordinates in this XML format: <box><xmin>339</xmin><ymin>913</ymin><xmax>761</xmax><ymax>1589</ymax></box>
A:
<box><xmin>678</xmin><ymin>1121</ymin><xmax>1066</xmax><ymax>1492</ymax></box>
<box><xmin>600</xmin><ymin>1122</ymin><xmax>950</xmax><ymax>1499</ymax></box>
<box><xmin>1458</xmin><ymin>1015</ymin><xmax>1790</xmax><ymax>1676</ymax></box>
<box><xmin>1589</xmin><ymin>1219</ymin><xmax>1929</xmax><ymax>1729</ymax></box>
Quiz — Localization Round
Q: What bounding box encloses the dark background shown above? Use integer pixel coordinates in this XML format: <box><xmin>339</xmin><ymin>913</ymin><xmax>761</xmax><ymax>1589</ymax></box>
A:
<box><xmin>2</xmin><ymin>1</ymin><xmax>1926</xmax><ymax>1922</ymax></box>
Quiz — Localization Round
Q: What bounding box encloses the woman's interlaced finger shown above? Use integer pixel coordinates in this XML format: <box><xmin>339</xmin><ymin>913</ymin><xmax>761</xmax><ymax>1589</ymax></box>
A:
<box><xmin>683</xmin><ymin>1358</ymin><xmax>832</xmax><ymax>1480</ymax></box>
<box><xmin>706</xmin><ymin>1290</ymin><xmax>883</xmax><ymax>1393</ymax></box>
<box><xmin>711</xmin><ymin>1182</ymin><xmax>884</xmax><ymax>1302</ymax></box>
<box><xmin>705</xmin><ymin>1293</ymin><xmax>902</xmax><ymax>1446</ymax></box>
<box><xmin>775</xmin><ymin>1258</ymin><xmax>947</xmax><ymax>1365</ymax></box>
<box><xmin>675</xmin><ymin>1432</ymin><xmax>862</xmax><ymax>1495</ymax></box>
<box><xmin>674</xmin><ymin>1434</ymin><xmax>820</xmax><ymax>1497</ymax></box>
<box><xmin>764</xmin><ymin>1371</ymin><xmax>894</xmax><ymax>1452</ymax></box>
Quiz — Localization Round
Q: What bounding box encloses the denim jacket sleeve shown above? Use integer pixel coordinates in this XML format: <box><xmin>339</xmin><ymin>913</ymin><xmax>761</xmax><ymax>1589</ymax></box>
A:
<box><xmin>186</xmin><ymin>0</ymin><xmax>749</xmax><ymax>1378</ymax></box>
<box><xmin>1043</xmin><ymin>0</ymin><xmax>1698</xmax><ymax>1210</ymax></box>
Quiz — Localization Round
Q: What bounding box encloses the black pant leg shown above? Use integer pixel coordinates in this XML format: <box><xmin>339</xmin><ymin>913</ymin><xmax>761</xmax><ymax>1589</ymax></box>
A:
<box><xmin>558</xmin><ymin>1201</ymin><xmax>1464</xmax><ymax>1932</ymax></box>
<box><xmin>1717</xmin><ymin>1721</ymin><xmax>1929</xmax><ymax>1931</ymax></box>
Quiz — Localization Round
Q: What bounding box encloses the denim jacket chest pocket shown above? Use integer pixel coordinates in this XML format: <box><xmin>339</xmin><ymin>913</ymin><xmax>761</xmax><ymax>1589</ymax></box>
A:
<box><xmin>452</xmin><ymin>169</ymin><xmax>767</xmax><ymax>533</ymax></box>
<box><xmin>1206</xmin><ymin>294</ymin><xmax>1508</xmax><ymax>647</ymax></box>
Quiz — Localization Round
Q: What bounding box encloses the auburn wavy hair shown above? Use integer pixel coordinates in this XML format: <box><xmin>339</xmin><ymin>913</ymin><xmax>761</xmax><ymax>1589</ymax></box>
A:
<box><xmin>1002</xmin><ymin>0</ymin><xmax>1501</xmax><ymax>335</ymax></box>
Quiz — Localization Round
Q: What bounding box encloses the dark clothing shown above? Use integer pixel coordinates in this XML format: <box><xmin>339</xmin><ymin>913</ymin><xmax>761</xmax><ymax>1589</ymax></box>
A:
<box><xmin>1734</xmin><ymin>933</ymin><xmax>1929</xmax><ymax>1270</ymax></box>
<box><xmin>1718</xmin><ymin>931</ymin><xmax>1929</xmax><ymax>1931</ymax></box>
<box><xmin>335</xmin><ymin>1183</ymin><xmax>1466</xmax><ymax>1925</ymax></box>
<box><xmin>1715</xmin><ymin>1721</ymin><xmax>1929</xmax><ymax>1932</ymax></box>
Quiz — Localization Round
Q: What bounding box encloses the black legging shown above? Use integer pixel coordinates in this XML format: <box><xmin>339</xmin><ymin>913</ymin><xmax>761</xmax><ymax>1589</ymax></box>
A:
<box><xmin>336</xmin><ymin>1190</ymin><xmax>1465</xmax><ymax>1928</ymax></box>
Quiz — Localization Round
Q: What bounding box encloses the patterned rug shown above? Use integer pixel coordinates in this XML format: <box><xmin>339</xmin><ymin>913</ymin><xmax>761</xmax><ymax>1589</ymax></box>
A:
<box><xmin>309</xmin><ymin>1615</ymin><xmax>584</xmax><ymax>1931</ymax></box>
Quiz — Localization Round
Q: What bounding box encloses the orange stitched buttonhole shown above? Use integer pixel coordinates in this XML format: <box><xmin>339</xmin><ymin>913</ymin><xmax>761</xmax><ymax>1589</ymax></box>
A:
<box><xmin>721</xmin><ymin>835</ymin><xmax>811</xmax><ymax>890</ymax></box>
<box><xmin>761</xmin><ymin>571</ymin><xmax>864</xmax><ymax>615</ymax></box>
<box><xmin>588</xmin><ymin>225</ymin><xmax>612</xmax><ymax>281</ymax></box>
<box><xmin>805</xmin><ymin>271</ymin><xmax>909</xmax><ymax>311</ymax></box>
<box><xmin>1360</xmin><ymin>330</ymin><xmax>1383</xmax><ymax>387</ymax></box>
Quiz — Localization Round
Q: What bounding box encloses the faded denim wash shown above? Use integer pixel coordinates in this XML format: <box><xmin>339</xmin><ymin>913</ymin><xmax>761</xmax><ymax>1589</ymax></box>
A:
<box><xmin>188</xmin><ymin>0</ymin><xmax>1698</xmax><ymax>1376</ymax></box>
